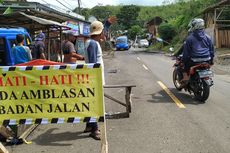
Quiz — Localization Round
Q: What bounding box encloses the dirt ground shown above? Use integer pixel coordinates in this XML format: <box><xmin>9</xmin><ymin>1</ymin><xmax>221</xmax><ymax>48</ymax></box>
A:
<box><xmin>213</xmin><ymin>48</ymin><xmax>230</xmax><ymax>75</ymax></box>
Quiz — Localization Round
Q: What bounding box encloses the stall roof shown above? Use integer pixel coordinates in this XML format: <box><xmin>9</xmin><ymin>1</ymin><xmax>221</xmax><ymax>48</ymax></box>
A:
<box><xmin>20</xmin><ymin>12</ymin><xmax>63</xmax><ymax>26</ymax></box>
<box><xmin>0</xmin><ymin>12</ymin><xmax>67</xmax><ymax>31</ymax></box>
<box><xmin>0</xmin><ymin>1</ymin><xmax>89</xmax><ymax>24</ymax></box>
<box><xmin>202</xmin><ymin>0</ymin><xmax>230</xmax><ymax>13</ymax></box>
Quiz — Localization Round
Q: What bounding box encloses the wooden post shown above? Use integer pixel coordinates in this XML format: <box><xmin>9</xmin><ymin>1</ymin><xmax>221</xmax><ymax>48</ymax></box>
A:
<box><xmin>60</xmin><ymin>27</ymin><xmax>63</xmax><ymax>62</ymax></box>
<box><xmin>214</xmin><ymin>8</ymin><xmax>219</xmax><ymax>48</ymax></box>
<box><xmin>125</xmin><ymin>87</ymin><xmax>132</xmax><ymax>113</ymax></box>
<box><xmin>215</xmin><ymin>27</ymin><xmax>219</xmax><ymax>48</ymax></box>
<box><xmin>47</xmin><ymin>26</ymin><xmax>51</xmax><ymax>60</ymax></box>
<box><xmin>100</xmin><ymin>89</ymin><xmax>108</xmax><ymax>153</ymax></box>
<box><xmin>100</xmin><ymin>121</ymin><xmax>108</xmax><ymax>153</ymax></box>
<box><xmin>0</xmin><ymin>143</ymin><xmax>9</xmax><ymax>153</ymax></box>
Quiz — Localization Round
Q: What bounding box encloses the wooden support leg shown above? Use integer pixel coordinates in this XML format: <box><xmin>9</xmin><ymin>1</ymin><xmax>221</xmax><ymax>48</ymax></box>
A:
<box><xmin>0</xmin><ymin>143</ymin><xmax>9</xmax><ymax>153</ymax></box>
<box><xmin>100</xmin><ymin>121</ymin><xmax>108</xmax><ymax>153</ymax></box>
<box><xmin>125</xmin><ymin>87</ymin><xmax>132</xmax><ymax>113</ymax></box>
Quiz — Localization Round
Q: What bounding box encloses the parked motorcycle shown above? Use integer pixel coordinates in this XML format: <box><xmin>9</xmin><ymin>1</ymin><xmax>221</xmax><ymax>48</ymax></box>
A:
<box><xmin>173</xmin><ymin>55</ymin><xmax>214</xmax><ymax>102</ymax></box>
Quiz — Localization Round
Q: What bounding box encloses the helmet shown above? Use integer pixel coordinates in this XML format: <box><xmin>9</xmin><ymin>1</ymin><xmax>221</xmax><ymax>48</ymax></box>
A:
<box><xmin>188</xmin><ymin>18</ymin><xmax>205</xmax><ymax>31</ymax></box>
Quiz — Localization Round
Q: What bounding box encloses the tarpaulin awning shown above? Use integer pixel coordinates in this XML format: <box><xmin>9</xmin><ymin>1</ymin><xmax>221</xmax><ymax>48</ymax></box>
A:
<box><xmin>16</xmin><ymin>59</ymin><xmax>65</xmax><ymax>66</ymax></box>
<box><xmin>0</xmin><ymin>11</ymin><xmax>67</xmax><ymax>30</ymax></box>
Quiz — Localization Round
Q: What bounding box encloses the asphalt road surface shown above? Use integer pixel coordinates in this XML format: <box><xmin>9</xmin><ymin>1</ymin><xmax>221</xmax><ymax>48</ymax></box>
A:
<box><xmin>7</xmin><ymin>48</ymin><xmax>230</xmax><ymax>153</ymax></box>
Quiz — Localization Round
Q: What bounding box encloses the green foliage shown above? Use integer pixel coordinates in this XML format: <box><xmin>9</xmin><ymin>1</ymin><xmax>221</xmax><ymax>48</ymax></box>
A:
<box><xmin>78</xmin><ymin>0</ymin><xmax>220</xmax><ymax>49</ymax></box>
<box><xmin>147</xmin><ymin>42</ymin><xmax>163</xmax><ymax>51</ymax></box>
<box><xmin>80</xmin><ymin>8</ymin><xmax>90</xmax><ymax>19</ymax></box>
<box><xmin>158</xmin><ymin>23</ymin><xmax>176</xmax><ymax>42</ymax></box>
<box><xmin>110</xmin><ymin>23</ymin><xmax>126</xmax><ymax>36</ymax></box>
<box><xmin>128</xmin><ymin>25</ymin><xmax>144</xmax><ymax>40</ymax></box>
<box><xmin>117</xmin><ymin>5</ymin><xmax>141</xmax><ymax>30</ymax></box>
<box><xmin>90</xmin><ymin>6</ymin><xmax>112</xmax><ymax>21</ymax></box>
<box><xmin>87</xmin><ymin>5</ymin><xmax>120</xmax><ymax>21</ymax></box>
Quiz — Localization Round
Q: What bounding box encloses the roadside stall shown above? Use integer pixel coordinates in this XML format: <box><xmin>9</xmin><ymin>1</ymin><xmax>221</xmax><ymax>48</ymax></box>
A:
<box><xmin>0</xmin><ymin>11</ymin><xmax>69</xmax><ymax>62</ymax></box>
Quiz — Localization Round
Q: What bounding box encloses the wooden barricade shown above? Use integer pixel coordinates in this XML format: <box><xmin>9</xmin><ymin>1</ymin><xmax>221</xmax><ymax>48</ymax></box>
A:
<box><xmin>104</xmin><ymin>85</ymin><xmax>136</xmax><ymax>119</ymax></box>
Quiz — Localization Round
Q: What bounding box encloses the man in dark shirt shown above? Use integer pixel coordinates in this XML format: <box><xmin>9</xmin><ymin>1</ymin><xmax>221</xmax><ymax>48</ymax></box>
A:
<box><xmin>33</xmin><ymin>32</ymin><xmax>46</xmax><ymax>60</ymax></box>
<box><xmin>62</xmin><ymin>31</ymin><xmax>84</xmax><ymax>63</ymax></box>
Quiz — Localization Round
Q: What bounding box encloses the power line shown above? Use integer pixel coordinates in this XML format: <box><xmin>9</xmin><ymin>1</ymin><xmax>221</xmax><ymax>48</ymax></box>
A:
<box><xmin>41</xmin><ymin>0</ymin><xmax>49</xmax><ymax>5</ymax></box>
<box><xmin>55</xmin><ymin>0</ymin><xmax>73</xmax><ymax>11</ymax></box>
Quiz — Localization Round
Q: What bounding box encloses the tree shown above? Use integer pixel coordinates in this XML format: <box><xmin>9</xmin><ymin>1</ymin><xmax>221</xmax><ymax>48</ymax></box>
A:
<box><xmin>117</xmin><ymin>5</ymin><xmax>141</xmax><ymax>30</ymax></box>
<box><xmin>128</xmin><ymin>25</ymin><xmax>144</xmax><ymax>40</ymax></box>
<box><xmin>80</xmin><ymin>8</ymin><xmax>90</xmax><ymax>19</ymax></box>
<box><xmin>158</xmin><ymin>23</ymin><xmax>176</xmax><ymax>42</ymax></box>
<box><xmin>90</xmin><ymin>6</ymin><xmax>112</xmax><ymax>21</ymax></box>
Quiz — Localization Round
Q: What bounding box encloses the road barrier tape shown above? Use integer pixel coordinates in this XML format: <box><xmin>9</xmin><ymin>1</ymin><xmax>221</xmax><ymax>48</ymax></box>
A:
<box><xmin>1</xmin><ymin>64</ymin><xmax>101</xmax><ymax>72</ymax></box>
<box><xmin>2</xmin><ymin>117</ymin><xmax>104</xmax><ymax>125</ymax></box>
<box><xmin>0</xmin><ymin>64</ymin><xmax>104</xmax><ymax>126</ymax></box>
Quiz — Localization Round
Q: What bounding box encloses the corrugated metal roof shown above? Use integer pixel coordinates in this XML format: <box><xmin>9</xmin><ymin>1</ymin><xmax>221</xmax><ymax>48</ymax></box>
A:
<box><xmin>0</xmin><ymin>11</ymin><xmax>68</xmax><ymax>31</ymax></box>
<box><xmin>19</xmin><ymin>12</ymin><xmax>63</xmax><ymax>26</ymax></box>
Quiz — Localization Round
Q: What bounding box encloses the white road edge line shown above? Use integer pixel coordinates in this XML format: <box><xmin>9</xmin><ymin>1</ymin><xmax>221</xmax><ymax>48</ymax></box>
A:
<box><xmin>137</xmin><ymin>57</ymin><xmax>141</xmax><ymax>61</ymax></box>
<box><xmin>143</xmin><ymin>64</ymin><xmax>149</xmax><ymax>71</ymax></box>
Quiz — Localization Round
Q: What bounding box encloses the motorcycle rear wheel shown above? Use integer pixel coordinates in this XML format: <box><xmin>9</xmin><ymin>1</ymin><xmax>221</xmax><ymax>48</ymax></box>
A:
<box><xmin>194</xmin><ymin>79</ymin><xmax>210</xmax><ymax>103</ymax></box>
<box><xmin>173</xmin><ymin>68</ymin><xmax>183</xmax><ymax>91</ymax></box>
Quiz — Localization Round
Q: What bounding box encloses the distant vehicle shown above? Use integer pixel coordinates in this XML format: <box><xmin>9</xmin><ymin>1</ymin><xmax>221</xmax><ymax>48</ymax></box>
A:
<box><xmin>115</xmin><ymin>36</ymin><xmax>129</xmax><ymax>51</ymax></box>
<box><xmin>0</xmin><ymin>26</ymin><xmax>32</xmax><ymax>66</ymax></box>
<box><xmin>138</xmin><ymin>39</ymin><xmax>149</xmax><ymax>48</ymax></box>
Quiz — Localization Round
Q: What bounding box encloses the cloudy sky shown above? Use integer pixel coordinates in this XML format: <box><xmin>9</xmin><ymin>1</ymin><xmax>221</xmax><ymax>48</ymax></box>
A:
<box><xmin>28</xmin><ymin>0</ymin><xmax>167</xmax><ymax>10</ymax></box>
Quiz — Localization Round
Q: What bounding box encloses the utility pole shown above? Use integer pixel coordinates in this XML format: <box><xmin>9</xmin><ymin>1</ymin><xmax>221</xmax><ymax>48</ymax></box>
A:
<box><xmin>77</xmin><ymin>0</ymin><xmax>81</xmax><ymax>14</ymax></box>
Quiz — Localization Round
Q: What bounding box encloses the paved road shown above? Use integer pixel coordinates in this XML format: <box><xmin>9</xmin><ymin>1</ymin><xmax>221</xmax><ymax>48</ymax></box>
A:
<box><xmin>7</xmin><ymin>48</ymin><xmax>230</xmax><ymax>153</ymax></box>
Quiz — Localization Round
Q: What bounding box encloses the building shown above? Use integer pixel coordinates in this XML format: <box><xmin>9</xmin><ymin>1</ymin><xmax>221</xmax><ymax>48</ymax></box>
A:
<box><xmin>202</xmin><ymin>0</ymin><xmax>230</xmax><ymax>48</ymax></box>
<box><xmin>146</xmin><ymin>16</ymin><xmax>164</xmax><ymax>37</ymax></box>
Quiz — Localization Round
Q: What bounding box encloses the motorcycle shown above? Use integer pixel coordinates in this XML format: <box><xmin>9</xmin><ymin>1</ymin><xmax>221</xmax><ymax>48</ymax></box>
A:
<box><xmin>173</xmin><ymin>55</ymin><xmax>214</xmax><ymax>102</ymax></box>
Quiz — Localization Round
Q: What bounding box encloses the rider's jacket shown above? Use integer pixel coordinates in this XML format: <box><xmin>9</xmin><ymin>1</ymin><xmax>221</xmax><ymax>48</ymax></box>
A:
<box><xmin>182</xmin><ymin>29</ymin><xmax>214</xmax><ymax>63</ymax></box>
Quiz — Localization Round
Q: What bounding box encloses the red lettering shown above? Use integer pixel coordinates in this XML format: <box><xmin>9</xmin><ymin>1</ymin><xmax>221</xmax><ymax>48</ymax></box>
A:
<box><xmin>59</xmin><ymin>75</ymin><xmax>66</xmax><ymax>84</ymax></box>
<box><xmin>40</xmin><ymin>76</ymin><xmax>48</xmax><ymax>85</ymax></box>
<box><xmin>5</xmin><ymin>77</ymin><xmax>13</xmax><ymax>86</ymax></box>
<box><xmin>50</xmin><ymin>76</ymin><xmax>59</xmax><ymax>85</ymax></box>
<box><xmin>13</xmin><ymin>76</ymin><xmax>20</xmax><ymax>86</ymax></box>
<box><xmin>68</xmin><ymin>75</ymin><xmax>72</xmax><ymax>84</ymax></box>
<box><xmin>22</xmin><ymin>76</ymin><xmax>27</xmax><ymax>86</ymax></box>
<box><xmin>0</xmin><ymin>77</ymin><xmax>3</xmax><ymax>86</ymax></box>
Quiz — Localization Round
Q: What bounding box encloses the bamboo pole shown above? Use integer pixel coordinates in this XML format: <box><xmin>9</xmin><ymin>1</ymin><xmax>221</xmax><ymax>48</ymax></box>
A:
<box><xmin>60</xmin><ymin>27</ymin><xmax>63</xmax><ymax>62</ymax></box>
<box><xmin>47</xmin><ymin>26</ymin><xmax>51</xmax><ymax>60</ymax></box>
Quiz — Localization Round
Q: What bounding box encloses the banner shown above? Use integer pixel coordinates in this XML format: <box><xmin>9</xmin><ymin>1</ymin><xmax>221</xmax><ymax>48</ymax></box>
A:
<box><xmin>0</xmin><ymin>64</ymin><xmax>104</xmax><ymax>125</ymax></box>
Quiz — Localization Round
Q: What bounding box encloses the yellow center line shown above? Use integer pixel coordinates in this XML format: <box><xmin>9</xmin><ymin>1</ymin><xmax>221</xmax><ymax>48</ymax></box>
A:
<box><xmin>157</xmin><ymin>81</ymin><xmax>186</xmax><ymax>109</ymax></box>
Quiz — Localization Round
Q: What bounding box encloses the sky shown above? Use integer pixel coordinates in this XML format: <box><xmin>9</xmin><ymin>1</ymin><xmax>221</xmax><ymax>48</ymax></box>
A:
<box><xmin>28</xmin><ymin>0</ymin><xmax>167</xmax><ymax>10</ymax></box>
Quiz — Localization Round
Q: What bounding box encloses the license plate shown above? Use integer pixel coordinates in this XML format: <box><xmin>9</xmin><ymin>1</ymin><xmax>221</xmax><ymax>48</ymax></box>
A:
<box><xmin>198</xmin><ymin>70</ymin><xmax>213</xmax><ymax>78</ymax></box>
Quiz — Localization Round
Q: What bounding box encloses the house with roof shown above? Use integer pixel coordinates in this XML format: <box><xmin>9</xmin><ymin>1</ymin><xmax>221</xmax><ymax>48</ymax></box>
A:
<box><xmin>202</xmin><ymin>0</ymin><xmax>230</xmax><ymax>48</ymax></box>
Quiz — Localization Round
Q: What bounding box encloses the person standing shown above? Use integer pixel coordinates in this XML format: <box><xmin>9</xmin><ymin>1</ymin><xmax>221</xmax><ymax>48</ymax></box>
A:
<box><xmin>12</xmin><ymin>34</ymin><xmax>32</xmax><ymax>65</ymax></box>
<box><xmin>62</xmin><ymin>31</ymin><xmax>84</xmax><ymax>63</ymax></box>
<box><xmin>84</xmin><ymin>21</ymin><xmax>106</xmax><ymax>140</ymax></box>
<box><xmin>33</xmin><ymin>32</ymin><xmax>46</xmax><ymax>60</ymax></box>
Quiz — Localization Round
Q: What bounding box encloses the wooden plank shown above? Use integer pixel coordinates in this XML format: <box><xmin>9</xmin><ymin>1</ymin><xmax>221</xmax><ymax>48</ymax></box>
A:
<box><xmin>105</xmin><ymin>112</ymin><xmax>129</xmax><ymax>119</ymax></box>
<box><xmin>0</xmin><ymin>143</ymin><xmax>9</xmax><ymax>153</ymax></box>
<box><xmin>125</xmin><ymin>87</ymin><xmax>132</xmax><ymax>113</ymax></box>
<box><xmin>227</xmin><ymin>31</ymin><xmax>229</xmax><ymax>47</ymax></box>
<box><xmin>0</xmin><ymin>126</ymin><xmax>14</xmax><ymax>138</ymax></box>
<box><xmin>104</xmin><ymin>93</ymin><xmax>126</xmax><ymax>107</ymax></box>
<box><xmin>104</xmin><ymin>85</ymin><xmax>136</xmax><ymax>88</ymax></box>
<box><xmin>100</xmin><ymin>121</ymin><xmax>108</xmax><ymax>153</ymax></box>
<box><xmin>215</xmin><ymin>28</ymin><xmax>219</xmax><ymax>48</ymax></box>
<box><xmin>19</xmin><ymin>125</ymin><xmax>38</xmax><ymax>140</ymax></box>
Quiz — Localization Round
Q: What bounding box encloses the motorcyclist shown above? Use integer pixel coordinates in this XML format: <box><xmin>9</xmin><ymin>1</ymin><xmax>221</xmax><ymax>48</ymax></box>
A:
<box><xmin>181</xmin><ymin>18</ymin><xmax>214</xmax><ymax>82</ymax></box>
<box><xmin>173</xmin><ymin>22</ymin><xmax>193</xmax><ymax>57</ymax></box>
